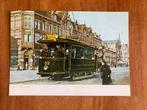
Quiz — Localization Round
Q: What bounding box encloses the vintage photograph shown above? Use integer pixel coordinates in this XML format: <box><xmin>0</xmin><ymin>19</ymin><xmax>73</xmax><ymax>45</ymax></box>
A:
<box><xmin>9</xmin><ymin>11</ymin><xmax>129</xmax><ymax>96</ymax></box>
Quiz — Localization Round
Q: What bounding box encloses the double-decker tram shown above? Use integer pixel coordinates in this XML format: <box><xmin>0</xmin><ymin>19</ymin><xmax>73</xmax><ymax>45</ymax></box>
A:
<box><xmin>37</xmin><ymin>36</ymin><xmax>98</xmax><ymax>80</ymax></box>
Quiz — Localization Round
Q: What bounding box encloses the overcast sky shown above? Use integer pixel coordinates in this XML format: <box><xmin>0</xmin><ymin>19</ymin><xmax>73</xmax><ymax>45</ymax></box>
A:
<box><xmin>69</xmin><ymin>12</ymin><xmax>128</xmax><ymax>44</ymax></box>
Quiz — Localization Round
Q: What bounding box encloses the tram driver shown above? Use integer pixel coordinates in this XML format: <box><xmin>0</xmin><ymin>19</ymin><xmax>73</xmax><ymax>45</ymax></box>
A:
<box><xmin>54</xmin><ymin>45</ymin><xmax>64</xmax><ymax>57</ymax></box>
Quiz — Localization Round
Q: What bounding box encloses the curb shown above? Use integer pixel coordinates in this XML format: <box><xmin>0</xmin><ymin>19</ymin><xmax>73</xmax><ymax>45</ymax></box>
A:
<box><xmin>10</xmin><ymin>77</ymin><xmax>48</xmax><ymax>84</ymax></box>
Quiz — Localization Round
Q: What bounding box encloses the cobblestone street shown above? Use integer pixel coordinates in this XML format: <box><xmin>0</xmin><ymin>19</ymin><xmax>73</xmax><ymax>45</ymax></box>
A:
<box><xmin>10</xmin><ymin>67</ymin><xmax>129</xmax><ymax>85</ymax></box>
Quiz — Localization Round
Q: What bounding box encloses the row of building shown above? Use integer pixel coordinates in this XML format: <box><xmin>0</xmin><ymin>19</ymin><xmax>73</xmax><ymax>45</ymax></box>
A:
<box><xmin>104</xmin><ymin>39</ymin><xmax>129</xmax><ymax>67</ymax></box>
<box><xmin>10</xmin><ymin>11</ymin><xmax>129</xmax><ymax>70</ymax></box>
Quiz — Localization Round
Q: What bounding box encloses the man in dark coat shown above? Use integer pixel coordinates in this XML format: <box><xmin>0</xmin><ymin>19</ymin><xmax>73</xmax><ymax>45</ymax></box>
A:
<box><xmin>54</xmin><ymin>45</ymin><xmax>64</xmax><ymax>57</ymax></box>
<box><xmin>100</xmin><ymin>61</ymin><xmax>112</xmax><ymax>85</ymax></box>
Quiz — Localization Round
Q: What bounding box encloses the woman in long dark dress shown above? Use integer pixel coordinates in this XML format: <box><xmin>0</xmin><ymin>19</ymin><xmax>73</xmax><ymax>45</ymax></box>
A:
<box><xmin>100</xmin><ymin>61</ymin><xmax>112</xmax><ymax>85</ymax></box>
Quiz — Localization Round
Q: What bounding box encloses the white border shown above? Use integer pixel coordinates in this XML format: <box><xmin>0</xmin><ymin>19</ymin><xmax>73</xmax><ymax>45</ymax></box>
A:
<box><xmin>9</xmin><ymin>85</ymin><xmax>130</xmax><ymax>96</ymax></box>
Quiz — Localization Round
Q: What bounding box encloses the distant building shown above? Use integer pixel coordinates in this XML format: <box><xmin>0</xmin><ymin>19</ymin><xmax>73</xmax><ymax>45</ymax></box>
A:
<box><xmin>104</xmin><ymin>38</ymin><xmax>122</xmax><ymax>66</ymax></box>
<box><xmin>10</xmin><ymin>11</ymin><xmax>102</xmax><ymax>70</ymax></box>
<box><xmin>121</xmin><ymin>44</ymin><xmax>129</xmax><ymax>66</ymax></box>
<box><xmin>104</xmin><ymin>48</ymin><xmax>117</xmax><ymax>67</ymax></box>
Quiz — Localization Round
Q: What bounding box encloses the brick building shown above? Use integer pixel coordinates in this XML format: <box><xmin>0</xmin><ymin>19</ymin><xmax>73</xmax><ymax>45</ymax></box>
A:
<box><xmin>10</xmin><ymin>11</ymin><xmax>102</xmax><ymax>70</ymax></box>
<box><xmin>10</xmin><ymin>11</ymin><xmax>34</xmax><ymax>70</ymax></box>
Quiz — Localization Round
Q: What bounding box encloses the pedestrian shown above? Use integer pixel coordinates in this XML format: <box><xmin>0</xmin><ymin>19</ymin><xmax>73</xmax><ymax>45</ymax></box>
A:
<box><xmin>100</xmin><ymin>61</ymin><xmax>112</xmax><ymax>85</ymax></box>
<box><xmin>17</xmin><ymin>64</ymin><xmax>20</xmax><ymax>70</ymax></box>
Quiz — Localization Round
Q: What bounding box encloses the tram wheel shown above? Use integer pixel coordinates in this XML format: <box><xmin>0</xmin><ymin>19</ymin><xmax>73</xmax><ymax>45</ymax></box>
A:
<box><xmin>70</xmin><ymin>72</ymin><xmax>76</xmax><ymax>80</ymax></box>
<box><xmin>52</xmin><ymin>75</ymin><xmax>60</xmax><ymax>80</ymax></box>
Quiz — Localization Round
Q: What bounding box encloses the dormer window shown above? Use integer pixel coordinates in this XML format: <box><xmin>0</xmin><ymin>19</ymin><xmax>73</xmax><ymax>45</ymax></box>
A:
<box><xmin>53</xmin><ymin>15</ymin><xmax>57</xmax><ymax>21</ymax></box>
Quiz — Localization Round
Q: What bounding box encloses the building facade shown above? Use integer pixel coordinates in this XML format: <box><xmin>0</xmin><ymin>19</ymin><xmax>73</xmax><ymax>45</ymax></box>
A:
<box><xmin>121</xmin><ymin>44</ymin><xmax>129</xmax><ymax>66</ymax></box>
<box><xmin>104</xmin><ymin>38</ymin><xmax>122</xmax><ymax>66</ymax></box>
<box><xmin>10</xmin><ymin>11</ymin><xmax>102</xmax><ymax>70</ymax></box>
<box><xmin>104</xmin><ymin>48</ymin><xmax>117</xmax><ymax>67</ymax></box>
<box><xmin>11</xmin><ymin>11</ymin><xmax>35</xmax><ymax>70</ymax></box>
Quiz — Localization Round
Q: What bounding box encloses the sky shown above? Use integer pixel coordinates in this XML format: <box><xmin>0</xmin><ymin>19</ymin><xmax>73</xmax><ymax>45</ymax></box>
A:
<box><xmin>69</xmin><ymin>12</ymin><xmax>129</xmax><ymax>44</ymax></box>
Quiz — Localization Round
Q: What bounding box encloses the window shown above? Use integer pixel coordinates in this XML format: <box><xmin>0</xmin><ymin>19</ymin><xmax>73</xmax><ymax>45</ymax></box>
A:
<box><xmin>71</xmin><ymin>46</ymin><xmax>94</xmax><ymax>59</ymax></box>
<box><xmin>53</xmin><ymin>15</ymin><xmax>57</xmax><ymax>21</ymax></box>
<box><xmin>71</xmin><ymin>48</ymin><xmax>76</xmax><ymax>58</ymax></box>
<box><xmin>10</xmin><ymin>56</ymin><xmax>18</xmax><ymax>67</ymax></box>
<box><xmin>45</xmin><ymin>22</ymin><xmax>48</xmax><ymax>33</ymax></box>
<box><xmin>35</xmin><ymin>20</ymin><xmax>41</xmax><ymax>30</ymax></box>
<box><xmin>50</xmin><ymin>48</ymin><xmax>55</xmax><ymax>57</ymax></box>
<box><xmin>83</xmin><ymin>48</ymin><xmax>94</xmax><ymax>59</ymax></box>
<box><xmin>29</xmin><ymin>35</ymin><xmax>33</xmax><ymax>42</ymax></box>
<box><xmin>28</xmin><ymin>21</ymin><xmax>31</xmax><ymax>27</ymax></box>
<box><xmin>11</xmin><ymin>16</ymin><xmax>15</xmax><ymax>29</ymax></box>
<box><xmin>57</xmin><ymin>26</ymin><xmax>59</xmax><ymax>35</ymax></box>
<box><xmin>24</xmin><ymin>21</ymin><xmax>27</xmax><ymax>27</ymax></box>
<box><xmin>47</xmin><ymin>46</ymin><xmax>64</xmax><ymax>57</ymax></box>
<box><xmin>15</xmin><ymin>20</ymin><xmax>21</xmax><ymax>28</ymax></box>
<box><xmin>54</xmin><ymin>24</ymin><xmax>56</xmax><ymax>34</ymax></box>
<box><xmin>38</xmin><ymin>20</ymin><xmax>41</xmax><ymax>30</ymax></box>
<box><xmin>42</xmin><ymin>21</ymin><xmax>45</xmax><ymax>31</ymax></box>
<box><xmin>35</xmin><ymin>33</ymin><xmax>41</xmax><ymax>43</ymax></box>
<box><xmin>57</xmin><ymin>26</ymin><xmax>60</xmax><ymax>35</ymax></box>
<box><xmin>24</xmin><ymin>34</ymin><xmax>28</xmax><ymax>42</ymax></box>
<box><xmin>71</xmin><ymin>46</ymin><xmax>84</xmax><ymax>58</ymax></box>
<box><xmin>40</xmin><ymin>46</ymin><xmax>61</xmax><ymax>57</ymax></box>
<box><xmin>49</xmin><ymin>23</ymin><xmax>52</xmax><ymax>33</ymax></box>
<box><xmin>35</xmin><ymin>20</ymin><xmax>38</xmax><ymax>28</ymax></box>
<box><xmin>24</xmin><ymin>34</ymin><xmax>32</xmax><ymax>42</ymax></box>
<box><xmin>24</xmin><ymin>16</ymin><xmax>32</xmax><ymax>28</ymax></box>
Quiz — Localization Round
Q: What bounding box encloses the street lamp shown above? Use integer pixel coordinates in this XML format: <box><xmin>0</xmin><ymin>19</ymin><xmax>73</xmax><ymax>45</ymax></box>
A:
<box><xmin>33</xmin><ymin>54</ymin><xmax>35</xmax><ymax>70</ymax></box>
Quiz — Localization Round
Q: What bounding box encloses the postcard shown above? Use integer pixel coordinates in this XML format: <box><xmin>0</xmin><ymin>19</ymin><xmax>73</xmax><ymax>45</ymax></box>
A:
<box><xmin>9</xmin><ymin>11</ymin><xmax>130</xmax><ymax>96</ymax></box>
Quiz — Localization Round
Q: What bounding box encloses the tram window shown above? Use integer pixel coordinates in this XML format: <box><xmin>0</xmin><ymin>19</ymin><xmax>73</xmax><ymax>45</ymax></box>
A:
<box><xmin>65</xmin><ymin>49</ymin><xmax>69</xmax><ymax>55</ymax></box>
<box><xmin>40</xmin><ymin>45</ymin><xmax>65</xmax><ymax>58</ymax></box>
<box><xmin>83</xmin><ymin>48</ymin><xmax>94</xmax><ymax>59</ymax></box>
<box><xmin>40</xmin><ymin>44</ymin><xmax>48</xmax><ymax>57</ymax></box>
<box><xmin>76</xmin><ymin>48</ymin><xmax>83</xmax><ymax>58</ymax></box>
<box><xmin>71</xmin><ymin>48</ymin><xmax>76</xmax><ymax>58</ymax></box>
<box><xmin>53</xmin><ymin>45</ymin><xmax>64</xmax><ymax>57</ymax></box>
<box><xmin>71</xmin><ymin>46</ymin><xmax>84</xmax><ymax>58</ymax></box>
<box><xmin>50</xmin><ymin>48</ymin><xmax>55</xmax><ymax>57</ymax></box>
<box><xmin>40</xmin><ymin>49</ymin><xmax>48</xmax><ymax>57</ymax></box>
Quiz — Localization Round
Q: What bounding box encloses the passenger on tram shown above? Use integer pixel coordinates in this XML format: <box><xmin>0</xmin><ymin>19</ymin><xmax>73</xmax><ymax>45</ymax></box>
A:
<box><xmin>54</xmin><ymin>45</ymin><xmax>64</xmax><ymax>57</ymax></box>
<box><xmin>40</xmin><ymin>48</ymin><xmax>48</xmax><ymax>57</ymax></box>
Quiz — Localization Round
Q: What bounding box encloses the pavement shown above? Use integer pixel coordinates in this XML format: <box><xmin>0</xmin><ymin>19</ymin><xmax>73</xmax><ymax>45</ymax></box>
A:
<box><xmin>10</xmin><ymin>67</ymin><xmax>129</xmax><ymax>85</ymax></box>
<box><xmin>111</xmin><ymin>67</ymin><xmax>130</xmax><ymax>85</ymax></box>
<box><xmin>10</xmin><ymin>68</ymin><xmax>47</xmax><ymax>83</ymax></box>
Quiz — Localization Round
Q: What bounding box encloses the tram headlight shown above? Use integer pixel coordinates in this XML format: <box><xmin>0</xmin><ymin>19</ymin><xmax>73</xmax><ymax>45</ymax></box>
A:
<box><xmin>43</xmin><ymin>65</ymin><xmax>48</xmax><ymax>71</ymax></box>
<box><xmin>92</xmin><ymin>57</ymin><xmax>95</xmax><ymax>60</ymax></box>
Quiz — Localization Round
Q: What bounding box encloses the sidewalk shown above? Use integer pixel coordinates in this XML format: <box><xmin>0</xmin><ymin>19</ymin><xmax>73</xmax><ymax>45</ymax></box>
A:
<box><xmin>10</xmin><ymin>69</ymin><xmax>47</xmax><ymax>83</ymax></box>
